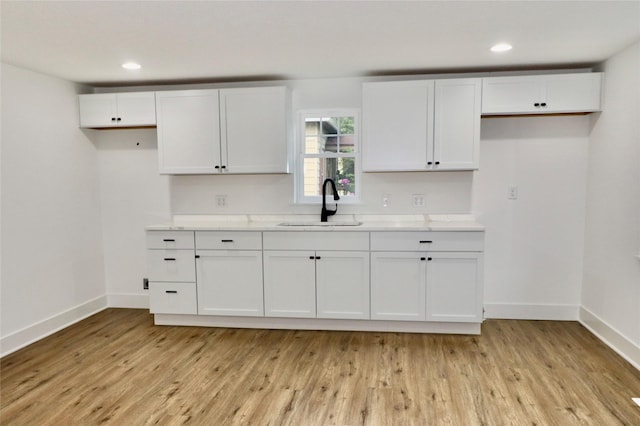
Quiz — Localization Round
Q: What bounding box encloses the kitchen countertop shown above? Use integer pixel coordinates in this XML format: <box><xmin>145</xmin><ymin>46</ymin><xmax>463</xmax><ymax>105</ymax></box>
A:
<box><xmin>146</xmin><ymin>214</ymin><xmax>485</xmax><ymax>232</ymax></box>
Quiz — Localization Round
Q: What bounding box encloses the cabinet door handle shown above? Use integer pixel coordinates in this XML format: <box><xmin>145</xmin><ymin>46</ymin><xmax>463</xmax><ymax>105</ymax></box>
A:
<box><xmin>215</xmin><ymin>165</ymin><xmax>220</xmax><ymax>169</ymax></box>
<box><xmin>195</xmin><ymin>255</ymin><xmax>200</xmax><ymax>259</ymax></box>
<box><xmin>419</xmin><ymin>240</ymin><xmax>432</xmax><ymax>244</ymax></box>
<box><xmin>309</xmin><ymin>256</ymin><xmax>315</xmax><ymax>260</ymax></box>
<box><xmin>534</xmin><ymin>102</ymin><xmax>540</xmax><ymax>107</ymax></box>
<box><xmin>221</xmin><ymin>239</ymin><xmax>234</xmax><ymax>243</ymax></box>
<box><xmin>163</xmin><ymin>239</ymin><xmax>175</xmax><ymax>242</ymax></box>
<box><xmin>428</xmin><ymin>257</ymin><xmax>433</xmax><ymax>261</ymax></box>
<box><xmin>420</xmin><ymin>257</ymin><xmax>426</xmax><ymax>261</ymax></box>
<box><xmin>427</xmin><ymin>161</ymin><xmax>433</xmax><ymax>165</ymax></box>
<box><xmin>116</xmin><ymin>117</ymin><xmax>122</xmax><ymax>122</ymax></box>
<box><xmin>540</xmin><ymin>102</ymin><xmax>547</xmax><ymax>107</ymax></box>
<box><xmin>165</xmin><ymin>290</ymin><xmax>178</xmax><ymax>294</ymax></box>
<box><xmin>163</xmin><ymin>258</ymin><xmax>176</xmax><ymax>261</ymax></box>
<box><xmin>315</xmin><ymin>256</ymin><xmax>321</xmax><ymax>260</ymax></box>
<box><xmin>221</xmin><ymin>165</ymin><xmax>227</xmax><ymax>169</ymax></box>
<box><xmin>435</xmin><ymin>161</ymin><xmax>440</xmax><ymax>165</ymax></box>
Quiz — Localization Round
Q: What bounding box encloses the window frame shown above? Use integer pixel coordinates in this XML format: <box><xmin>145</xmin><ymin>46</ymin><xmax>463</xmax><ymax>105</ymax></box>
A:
<box><xmin>295</xmin><ymin>109</ymin><xmax>361</xmax><ymax>205</ymax></box>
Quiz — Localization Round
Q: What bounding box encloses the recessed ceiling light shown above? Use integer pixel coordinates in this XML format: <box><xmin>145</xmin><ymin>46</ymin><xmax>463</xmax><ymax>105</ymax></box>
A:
<box><xmin>121</xmin><ymin>62</ymin><xmax>141</xmax><ymax>70</ymax></box>
<box><xmin>490</xmin><ymin>43</ymin><xmax>513</xmax><ymax>53</ymax></box>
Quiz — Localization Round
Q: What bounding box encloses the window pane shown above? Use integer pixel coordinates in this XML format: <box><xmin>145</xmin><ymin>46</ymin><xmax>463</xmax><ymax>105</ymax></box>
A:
<box><xmin>321</xmin><ymin>117</ymin><xmax>338</xmax><ymax>135</ymax></box>
<box><xmin>339</xmin><ymin>117</ymin><xmax>355</xmax><ymax>134</ymax></box>
<box><xmin>303</xmin><ymin>157</ymin><xmax>356</xmax><ymax>198</ymax></box>
<box><xmin>338</xmin><ymin>135</ymin><xmax>355</xmax><ymax>154</ymax></box>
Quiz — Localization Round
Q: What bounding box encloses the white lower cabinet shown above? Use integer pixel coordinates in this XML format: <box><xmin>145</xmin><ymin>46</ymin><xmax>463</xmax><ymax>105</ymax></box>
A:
<box><xmin>263</xmin><ymin>250</ymin><xmax>317</xmax><ymax>318</ymax></box>
<box><xmin>196</xmin><ymin>250</ymin><xmax>264</xmax><ymax>316</ymax></box>
<box><xmin>316</xmin><ymin>251</ymin><xmax>370</xmax><ymax>320</ymax></box>
<box><xmin>371</xmin><ymin>252</ymin><xmax>426</xmax><ymax>321</ymax></box>
<box><xmin>147</xmin><ymin>229</ymin><xmax>484</xmax><ymax>332</ymax></box>
<box><xmin>426</xmin><ymin>252</ymin><xmax>483</xmax><ymax>322</ymax></box>
<box><xmin>370</xmin><ymin>232</ymin><xmax>484</xmax><ymax>323</ymax></box>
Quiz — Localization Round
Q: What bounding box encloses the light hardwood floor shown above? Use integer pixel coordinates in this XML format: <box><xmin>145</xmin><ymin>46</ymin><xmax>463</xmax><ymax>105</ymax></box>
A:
<box><xmin>2</xmin><ymin>309</ymin><xmax>640</xmax><ymax>425</ymax></box>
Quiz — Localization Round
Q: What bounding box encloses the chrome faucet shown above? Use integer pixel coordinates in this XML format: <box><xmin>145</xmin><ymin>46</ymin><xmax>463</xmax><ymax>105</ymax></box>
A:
<box><xmin>321</xmin><ymin>178</ymin><xmax>340</xmax><ymax>222</ymax></box>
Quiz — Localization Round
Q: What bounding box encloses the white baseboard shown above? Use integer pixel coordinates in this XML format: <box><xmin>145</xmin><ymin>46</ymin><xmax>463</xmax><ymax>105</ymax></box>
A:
<box><xmin>484</xmin><ymin>303</ymin><xmax>579</xmax><ymax>320</ymax></box>
<box><xmin>579</xmin><ymin>307</ymin><xmax>640</xmax><ymax>371</ymax></box>
<box><xmin>0</xmin><ymin>295</ymin><xmax>108</xmax><ymax>358</ymax></box>
<box><xmin>107</xmin><ymin>293</ymin><xmax>149</xmax><ymax>309</ymax></box>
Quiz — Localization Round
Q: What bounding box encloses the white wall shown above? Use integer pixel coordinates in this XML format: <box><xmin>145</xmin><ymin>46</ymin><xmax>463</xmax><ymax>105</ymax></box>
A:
<box><xmin>475</xmin><ymin>116</ymin><xmax>590</xmax><ymax>319</ymax></box>
<box><xmin>581</xmin><ymin>40</ymin><xmax>640</xmax><ymax>367</ymax></box>
<box><xmin>93</xmin><ymin>129</ymin><xmax>171</xmax><ymax>307</ymax></box>
<box><xmin>1</xmin><ymin>63</ymin><xmax>107</xmax><ymax>356</ymax></box>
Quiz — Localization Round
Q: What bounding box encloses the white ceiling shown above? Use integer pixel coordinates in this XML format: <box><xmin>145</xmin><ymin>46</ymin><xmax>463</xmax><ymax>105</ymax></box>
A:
<box><xmin>2</xmin><ymin>1</ymin><xmax>639</xmax><ymax>86</ymax></box>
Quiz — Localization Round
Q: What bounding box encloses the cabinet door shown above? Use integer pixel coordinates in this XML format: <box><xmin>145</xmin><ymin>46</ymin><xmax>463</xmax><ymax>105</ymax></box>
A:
<box><xmin>362</xmin><ymin>80</ymin><xmax>434</xmax><ymax>171</ymax></box>
<box><xmin>196</xmin><ymin>250</ymin><xmax>264</xmax><ymax>316</ymax></box>
<box><xmin>543</xmin><ymin>73</ymin><xmax>602</xmax><ymax>113</ymax></box>
<box><xmin>156</xmin><ymin>90</ymin><xmax>221</xmax><ymax>174</ymax></box>
<box><xmin>370</xmin><ymin>252</ymin><xmax>426</xmax><ymax>321</ymax></box>
<box><xmin>316</xmin><ymin>251</ymin><xmax>370</xmax><ymax>320</ymax></box>
<box><xmin>78</xmin><ymin>94</ymin><xmax>117</xmax><ymax>128</ymax></box>
<box><xmin>433</xmin><ymin>79</ymin><xmax>481</xmax><ymax>170</ymax></box>
<box><xmin>116</xmin><ymin>92</ymin><xmax>156</xmax><ymax>126</ymax></box>
<box><xmin>263</xmin><ymin>251</ymin><xmax>316</xmax><ymax>318</ymax></box>
<box><xmin>220</xmin><ymin>86</ymin><xmax>289</xmax><ymax>173</ymax></box>
<box><xmin>426</xmin><ymin>252</ymin><xmax>483</xmax><ymax>322</ymax></box>
<box><xmin>481</xmin><ymin>76</ymin><xmax>542</xmax><ymax>114</ymax></box>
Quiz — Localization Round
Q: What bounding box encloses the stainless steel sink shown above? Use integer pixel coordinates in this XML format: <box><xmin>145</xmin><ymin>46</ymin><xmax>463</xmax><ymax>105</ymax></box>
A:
<box><xmin>278</xmin><ymin>221</ymin><xmax>362</xmax><ymax>227</ymax></box>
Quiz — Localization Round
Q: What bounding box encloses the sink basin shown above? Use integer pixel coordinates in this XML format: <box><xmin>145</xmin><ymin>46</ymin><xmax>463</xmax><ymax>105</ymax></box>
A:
<box><xmin>278</xmin><ymin>221</ymin><xmax>362</xmax><ymax>227</ymax></box>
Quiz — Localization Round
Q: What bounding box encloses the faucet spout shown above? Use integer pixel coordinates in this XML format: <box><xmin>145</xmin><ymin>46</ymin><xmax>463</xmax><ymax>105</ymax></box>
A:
<box><xmin>321</xmin><ymin>178</ymin><xmax>340</xmax><ymax>222</ymax></box>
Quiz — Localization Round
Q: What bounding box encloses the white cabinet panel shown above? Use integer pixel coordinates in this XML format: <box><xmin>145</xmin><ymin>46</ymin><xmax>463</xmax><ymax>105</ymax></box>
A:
<box><xmin>370</xmin><ymin>252</ymin><xmax>426</xmax><ymax>321</ymax></box>
<box><xmin>263</xmin><ymin>231</ymin><xmax>369</xmax><ymax>251</ymax></box>
<box><xmin>220</xmin><ymin>86</ymin><xmax>289</xmax><ymax>174</ymax></box>
<box><xmin>156</xmin><ymin>90</ymin><xmax>221</xmax><ymax>174</ymax></box>
<box><xmin>79</xmin><ymin>92</ymin><xmax>156</xmax><ymax>128</ymax></box>
<box><xmin>363</xmin><ymin>80</ymin><xmax>433</xmax><ymax>171</ymax></box>
<box><xmin>426</xmin><ymin>253</ymin><xmax>483</xmax><ymax>322</ymax></box>
<box><xmin>196</xmin><ymin>250</ymin><xmax>264</xmax><ymax>316</ymax></box>
<box><xmin>482</xmin><ymin>73</ymin><xmax>602</xmax><ymax>115</ymax></box>
<box><xmin>146</xmin><ymin>231</ymin><xmax>194</xmax><ymax>250</ymax></box>
<box><xmin>433</xmin><ymin>79</ymin><xmax>481</xmax><ymax>170</ymax></box>
<box><xmin>370</xmin><ymin>231</ymin><xmax>484</xmax><ymax>252</ymax></box>
<box><xmin>149</xmin><ymin>282</ymin><xmax>197</xmax><ymax>315</ymax></box>
<box><xmin>316</xmin><ymin>251</ymin><xmax>370</xmax><ymax>320</ymax></box>
<box><xmin>146</xmin><ymin>249</ymin><xmax>196</xmax><ymax>282</ymax></box>
<box><xmin>263</xmin><ymin>251</ymin><xmax>316</xmax><ymax>318</ymax></box>
<box><xmin>196</xmin><ymin>231</ymin><xmax>262</xmax><ymax>250</ymax></box>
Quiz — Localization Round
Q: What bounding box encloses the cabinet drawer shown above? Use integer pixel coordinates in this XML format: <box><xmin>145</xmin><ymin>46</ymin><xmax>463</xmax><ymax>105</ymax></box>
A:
<box><xmin>149</xmin><ymin>282</ymin><xmax>197</xmax><ymax>314</ymax></box>
<box><xmin>370</xmin><ymin>231</ymin><xmax>484</xmax><ymax>252</ymax></box>
<box><xmin>263</xmin><ymin>231</ymin><xmax>369</xmax><ymax>251</ymax></box>
<box><xmin>147</xmin><ymin>250</ymin><xmax>196</xmax><ymax>282</ymax></box>
<box><xmin>196</xmin><ymin>231</ymin><xmax>262</xmax><ymax>250</ymax></box>
<box><xmin>146</xmin><ymin>231</ymin><xmax>194</xmax><ymax>249</ymax></box>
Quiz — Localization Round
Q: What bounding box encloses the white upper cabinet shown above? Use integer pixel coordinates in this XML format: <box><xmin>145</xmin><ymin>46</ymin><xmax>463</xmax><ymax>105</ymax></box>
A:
<box><xmin>481</xmin><ymin>73</ymin><xmax>603</xmax><ymax>115</ymax></box>
<box><xmin>220</xmin><ymin>86</ymin><xmax>289</xmax><ymax>174</ymax></box>
<box><xmin>362</xmin><ymin>80</ymin><xmax>433</xmax><ymax>171</ymax></box>
<box><xmin>155</xmin><ymin>86</ymin><xmax>289</xmax><ymax>175</ymax></box>
<box><xmin>156</xmin><ymin>90</ymin><xmax>222</xmax><ymax>174</ymax></box>
<box><xmin>362</xmin><ymin>78</ymin><xmax>481</xmax><ymax>171</ymax></box>
<box><xmin>79</xmin><ymin>92</ymin><xmax>156</xmax><ymax>128</ymax></box>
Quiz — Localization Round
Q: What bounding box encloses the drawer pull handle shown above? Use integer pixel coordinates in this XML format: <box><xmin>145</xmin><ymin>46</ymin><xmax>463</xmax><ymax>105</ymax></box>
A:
<box><xmin>165</xmin><ymin>290</ymin><xmax>178</xmax><ymax>294</ymax></box>
<box><xmin>163</xmin><ymin>258</ymin><xmax>176</xmax><ymax>261</ymax></box>
<box><xmin>428</xmin><ymin>257</ymin><xmax>433</xmax><ymax>261</ymax></box>
<box><xmin>221</xmin><ymin>239</ymin><xmax>234</xmax><ymax>243</ymax></box>
<box><xmin>163</xmin><ymin>239</ymin><xmax>175</xmax><ymax>242</ymax></box>
<box><xmin>309</xmin><ymin>256</ymin><xmax>315</xmax><ymax>260</ymax></box>
<box><xmin>419</xmin><ymin>240</ymin><xmax>433</xmax><ymax>244</ymax></box>
<box><xmin>420</xmin><ymin>257</ymin><xmax>426</xmax><ymax>261</ymax></box>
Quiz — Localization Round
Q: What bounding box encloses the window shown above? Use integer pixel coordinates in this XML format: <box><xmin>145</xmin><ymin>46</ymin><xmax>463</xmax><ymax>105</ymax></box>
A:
<box><xmin>296</xmin><ymin>110</ymin><xmax>360</xmax><ymax>204</ymax></box>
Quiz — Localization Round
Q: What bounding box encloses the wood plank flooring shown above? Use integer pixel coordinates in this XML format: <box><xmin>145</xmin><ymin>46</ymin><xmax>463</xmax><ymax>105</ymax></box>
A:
<box><xmin>2</xmin><ymin>309</ymin><xmax>640</xmax><ymax>425</ymax></box>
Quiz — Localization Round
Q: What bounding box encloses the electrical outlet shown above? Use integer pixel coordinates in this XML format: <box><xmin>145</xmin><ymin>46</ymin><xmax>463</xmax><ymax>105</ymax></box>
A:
<box><xmin>143</xmin><ymin>278</ymin><xmax>149</xmax><ymax>290</ymax></box>
<box><xmin>508</xmin><ymin>186</ymin><xmax>518</xmax><ymax>200</ymax></box>
<box><xmin>216</xmin><ymin>194</ymin><xmax>227</xmax><ymax>207</ymax></box>
<box><xmin>382</xmin><ymin>194</ymin><xmax>391</xmax><ymax>208</ymax></box>
<box><xmin>412</xmin><ymin>194</ymin><xmax>425</xmax><ymax>207</ymax></box>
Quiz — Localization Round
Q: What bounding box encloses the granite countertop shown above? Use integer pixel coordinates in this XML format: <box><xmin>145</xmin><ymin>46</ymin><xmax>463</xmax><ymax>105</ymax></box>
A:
<box><xmin>146</xmin><ymin>214</ymin><xmax>485</xmax><ymax>232</ymax></box>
